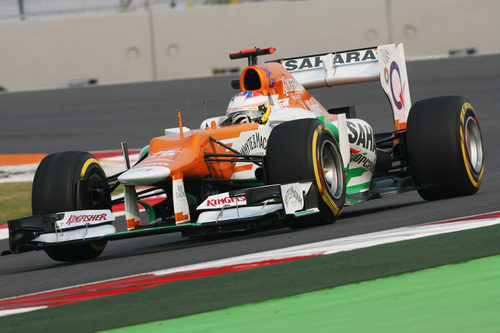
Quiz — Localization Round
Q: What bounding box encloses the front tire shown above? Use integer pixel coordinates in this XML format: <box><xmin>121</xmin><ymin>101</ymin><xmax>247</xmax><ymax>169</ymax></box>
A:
<box><xmin>265</xmin><ymin>119</ymin><xmax>346</xmax><ymax>228</ymax></box>
<box><xmin>32</xmin><ymin>151</ymin><xmax>110</xmax><ymax>262</ymax></box>
<box><xmin>406</xmin><ymin>96</ymin><xmax>484</xmax><ymax>200</ymax></box>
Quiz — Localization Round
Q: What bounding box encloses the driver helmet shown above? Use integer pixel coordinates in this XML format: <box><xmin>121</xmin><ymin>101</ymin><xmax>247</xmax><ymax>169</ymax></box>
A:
<box><xmin>226</xmin><ymin>91</ymin><xmax>270</xmax><ymax>124</ymax></box>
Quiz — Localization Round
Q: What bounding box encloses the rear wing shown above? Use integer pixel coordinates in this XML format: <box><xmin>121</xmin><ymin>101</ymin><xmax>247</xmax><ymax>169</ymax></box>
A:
<box><xmin>270</xmin><ymin>43</ymin><xmax>412</xmax><ymax>130</ymax></box>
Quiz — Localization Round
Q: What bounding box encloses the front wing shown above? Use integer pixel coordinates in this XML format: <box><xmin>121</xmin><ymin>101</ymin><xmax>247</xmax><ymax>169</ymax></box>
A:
<box><xmin>5</xmin><ymin>181</ymin><xmax>317</xmax><ymax>254</ymax></box>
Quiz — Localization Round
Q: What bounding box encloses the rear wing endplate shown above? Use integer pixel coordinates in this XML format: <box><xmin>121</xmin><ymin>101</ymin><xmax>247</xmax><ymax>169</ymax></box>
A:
<box><xmin>270</xmin><ymin>44</ymin><xmax>412</xmax><ymax>130</ymax></box>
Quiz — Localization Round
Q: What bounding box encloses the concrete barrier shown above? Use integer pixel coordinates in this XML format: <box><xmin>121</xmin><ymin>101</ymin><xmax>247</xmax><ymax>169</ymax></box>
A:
<box><xmin>0</xmin><ymin>11</ymin><xmax>154</xmax><ymax>91</ymax></box>
<box><xmin>152</xmin><ymin>0</ymin><xmax>389</xmax><ymax>79</ymax></box>
<box><xmin>0</xmin><ymin>0</ymin><xmax>498</xmax><ymax>91</ymax></box>
<box><xmin>389</xmin><ymin>0</ymin><xmax>500</xmax><ymax>57</ymax></box>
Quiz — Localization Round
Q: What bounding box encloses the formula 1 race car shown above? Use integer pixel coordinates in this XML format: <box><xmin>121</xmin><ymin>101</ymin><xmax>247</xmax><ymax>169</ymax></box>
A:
<box><xmin>5</xmin><ymin>44</ymin><xmax>484</xmax><ymax>262</ymax></box>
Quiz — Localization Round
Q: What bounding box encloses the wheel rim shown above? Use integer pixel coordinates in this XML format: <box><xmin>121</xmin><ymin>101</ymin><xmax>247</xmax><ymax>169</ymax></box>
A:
<box><xmin>465</xmin><ymin>116</ymin><xmax>483</xmax><ymax>174</ymax></box>
<box><xmin>78</xmin><ymin>160</ymin><xmax>109</xmax><ymax>210</ymax></box>
<box><xmin>321</xmin><ymin>139</ymin><xmax>343</xmax><ymax>199</ymax></box>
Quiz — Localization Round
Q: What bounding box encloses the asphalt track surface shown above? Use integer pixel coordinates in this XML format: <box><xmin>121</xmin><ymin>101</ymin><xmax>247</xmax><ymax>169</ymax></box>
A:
<box><xmin>0</xmin><ymin>54</ymin><xmax>499</xmax><ymax>300</ymax></box>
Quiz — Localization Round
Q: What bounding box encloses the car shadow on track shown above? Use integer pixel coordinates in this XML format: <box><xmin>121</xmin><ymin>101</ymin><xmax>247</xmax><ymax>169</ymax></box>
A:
<box><xmin>101</xmin><ymin>223</ymin><xmax>296</xmax><ymax>259</ymax></box>
<box><xmin>0</xmin><ymin>197</ymin><xmax>429</xmax><ymax>274</ymax></box>
<box><xmin>100</xmin><ymin>199</ymin><xmax>429</xmax><ymax>262</ymax></box>
<box><xmin>340</xmin><ymin>199</ymin><xmax>426</xmax><ymax>220</ymax></box>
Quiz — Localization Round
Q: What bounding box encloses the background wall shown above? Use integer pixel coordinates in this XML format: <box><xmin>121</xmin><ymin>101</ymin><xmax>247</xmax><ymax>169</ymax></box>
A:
<box><xmin>0</xmin><ymin>0</ymin><xmax>498</xmax><ymax>91</ymax></box>
<box><xmin>389</xmin><ymin>0</ymin><xmax>500</xmax><ymax>56</ymax></box>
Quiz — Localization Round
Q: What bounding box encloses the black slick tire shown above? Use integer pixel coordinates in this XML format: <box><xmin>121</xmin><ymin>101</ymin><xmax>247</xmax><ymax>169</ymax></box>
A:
<box><xmin>406</xmin><ymin>96</ymin><xmax>484</xmax><ymax>200</ymax></box>
<box><xmin>265</xmin><ymin>118</ymin><xmax>346</xmax><ymax>228</ymax></box>
<box><xmin>32</xmin><ymin>151</ymin><xmax>110</xmax><ymax>262</ymax></box>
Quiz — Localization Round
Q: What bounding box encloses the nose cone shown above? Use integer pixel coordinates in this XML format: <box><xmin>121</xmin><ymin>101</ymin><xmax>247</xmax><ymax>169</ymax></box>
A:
<box><xmin>118</xmin><ymin>166</ymin><xmax>171</xmax><ymax>186</ymax></box>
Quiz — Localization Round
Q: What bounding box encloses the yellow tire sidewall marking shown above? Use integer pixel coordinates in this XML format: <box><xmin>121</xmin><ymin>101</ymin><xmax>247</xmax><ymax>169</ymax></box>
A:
<box><xmin>90</xmin><ymin>242</ymin><xmax>107</xmax><ymax>251</ymax></box>
<box><xmin>80</xmin><ymin>158</ymin><xmax>101</xmax><ymax>180</ymax></box>
<box><xmin>312</xmin><ymin>126</ymin><xmax>339</xmax><ymax>216</ymax></box>
<box><xmin>80</xmin><ymin>157</ymin><xmax>108</xmax><ymax>251</ymax></box>
<box><xmin>459</xmin><ymin>103</ymin><xmax>484</xmax><ymax>188</ymax></box>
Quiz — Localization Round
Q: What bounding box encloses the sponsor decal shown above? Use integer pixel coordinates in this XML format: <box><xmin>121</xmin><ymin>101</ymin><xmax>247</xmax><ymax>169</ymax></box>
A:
<box><xmin>347</xmin><ymin>121</ymin><xmax>375</xmax><ymax>152</ymax></box>
<box><xmin>280</xmin><ymin>183</ymin><xmax>310</xmax><ymax>214</ymax></box>
<box><xmin>239</xmin><ymin>132</ymin><xmax>268</xmax><ymax>155</ymax></box>
<box><xmin>66</xmin><ymin>213</ymin><xmax>108</xmax><ymax>226</ymax></box>
<box><xmin>379</xmin><ymin>48</ymin><xmax>391</xmax><ymax>66</ymax></box>
<box><xmin>137</xmin><ymin>161</ymin><xmax>171</xmax><ymax>167</ymax></box>
<box><xmin>156</xmin><ymin>149</ymin><xmax>180</xmax><ymax>159</ymax></box>
<box><xmin>351</xmin><ymin>153</ymin><xmax>375</xmax><ymax>171</ymax></box>
<box><xmin>138</xmin><ymin>149</ymin><xmax>181</xmax><ymax>168</ymax></box>
<box><xmin>283</xmin><ymin>186</ymin><xmax>303</xmax><ymax>208</ymax></box>
<box><xmin>56</xmin><ymin>210</ymin><xmax>114</xmax><ymax>230</ymax></box>
<box><xmin>278</xmin><ymin>98</ymin><xmax>290</xmax><ymax>108</ymax></box>
<box><xmin>231</xmin><ymin>91</ymin><xmax>263</xmax><ymax>101</ymax></box>
<box><xmin>283</xmin><ymin>49</ymin><xmax>377</xmax><ymax>72</ymax></box>
<box><xmin>284</xmin><ymin>56</ymin><xmax>323</xmax><ymax>71</ymax></box>
<box><xmin>384</xmin><ymin>67</ymin><xmax>389</xmax><ymax>83</ymax></box>
<box><xmin>172</xmin><ymin>177</ymin><xmax>190</xmax><ymax>223</ymax></box>
<box><xmin>282</xmin><ymin>78</ymin><xmax>301</xmax><ymax>95</ymax></box>
<box><xmin>261</xmin><ymin>66</ymin><xmax>275</xmax><ymax>88</ymax></box>
<box><xmin>390</xmin><ymin>61</ymin><xmax>406</xmax><ymax>110</ymax></box>
<box><xmin>206</xmin><ymin>196</ymin><xmax>247</xmax><ymax>207</ymax></box>
<box><xmin>198</xmin><ymin>193</ymin><xmax>247</xmax><ymax>210</ymax></box>
<box><xmin>305</xmin><ymin>98</ymin><xmax>323</xmax><ymax>115</ymax></box>
<box><xmin>175</xmin><ymin>184</ymin><xmax>185</xmax><ymax>199</ymax></box>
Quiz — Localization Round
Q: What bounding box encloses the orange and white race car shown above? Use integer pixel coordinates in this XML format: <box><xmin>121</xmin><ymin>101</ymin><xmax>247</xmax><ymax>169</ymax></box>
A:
<box><xmin>5</xmin><ymin>45</ymin><xmax>484</xmax><ymax>262</ymax></box>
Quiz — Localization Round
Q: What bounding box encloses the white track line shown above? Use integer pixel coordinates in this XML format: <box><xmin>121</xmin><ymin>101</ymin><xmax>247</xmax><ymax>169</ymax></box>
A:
<box><xmin>1</xmin><ymin>211</ymin><xmax>499</xmax><ymax>318</ymax></box>
<box><xmin>152</xmin><ymin>213</ymin><xmax>500</xmax><ymax>276</ymax></box>
<box><xmin>0</xmin><ymin>306</ymin><xmax>47</xmax><ymax>317</ymax></box>
<box><xmin>0</xmin><ymin>227</ymin><xmax>8</xmax><ymax>240</ymax></box>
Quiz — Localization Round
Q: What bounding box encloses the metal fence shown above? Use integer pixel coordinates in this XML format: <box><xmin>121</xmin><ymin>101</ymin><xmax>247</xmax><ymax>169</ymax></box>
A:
<box><xmin>0</xmin><ymin>0</ymin><xmax>295</xmax><ymax>20</ymax></box>
<box><xmin>1</xmin><ymin>0</ymin><xmax>132</xmax><ymax>19</ymax></box>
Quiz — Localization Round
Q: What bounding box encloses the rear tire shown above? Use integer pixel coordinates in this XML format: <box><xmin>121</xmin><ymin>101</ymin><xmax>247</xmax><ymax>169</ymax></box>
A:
<box><xmin>406</xmin><ymin>96</ymin><xmax>484</xmax><ymax>200</ymax></box>
<box><xmin>266</xmin><ymin>119</ymin><xmax>345</xmax><ymax>228</ymax></box>
<box><xmin>32</xmin><ymin>151</ymin><xmax>110</xmax><ymax>262</ymax></box>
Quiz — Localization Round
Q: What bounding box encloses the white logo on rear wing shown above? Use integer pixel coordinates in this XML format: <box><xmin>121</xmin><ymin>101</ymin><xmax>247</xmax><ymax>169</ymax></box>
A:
<box><xmin>277</xmin><ymin>48</ymin><xmax>379</xmax><ymax>89</ymax></box>
<box><xmin>283</xmin><ymin>49</ymin><xmax>378</xmax><ymax>71</ymax></box>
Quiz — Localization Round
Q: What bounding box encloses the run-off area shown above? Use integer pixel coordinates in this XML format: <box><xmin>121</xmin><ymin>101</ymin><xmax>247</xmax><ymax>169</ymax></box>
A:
<box><xmin>1</xmin><ymin>212</ymin><xmax>500</xmax><ymax>332</ymax></box>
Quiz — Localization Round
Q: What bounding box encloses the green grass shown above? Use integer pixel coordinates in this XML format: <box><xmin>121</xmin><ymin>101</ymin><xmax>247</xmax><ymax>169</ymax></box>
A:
<box><xmin>108</xmin><ymin>255</ymin><xmax>500</xmax><ymax>333</ymax></box>
<box><xmin>0</xmin><ymin>182</ymin><xmax>125</xmax><ymax>225</ymax></box>
<box><xmin>4</xmin><ymin>224</ymin><xmax>500</xmax><ymax>332</ymax></box>
<box><xmin>0</xmin><ymin>182</ymin><xmax>32</xmax><ymax>224</ymax></box>
<box><xmin>113</xmin><ymin>184</ymin><xmax>124</xmax><ymax>197</ymax></box>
